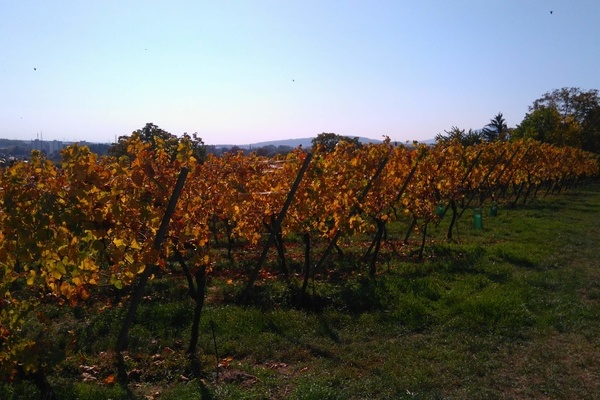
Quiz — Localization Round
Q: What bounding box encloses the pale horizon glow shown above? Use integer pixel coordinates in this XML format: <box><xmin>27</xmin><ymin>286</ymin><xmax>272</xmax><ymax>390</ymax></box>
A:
<box><xmin>1</xmin><ymin>1</ymin><xmax>599</xmax><ymax>145</ymax></box>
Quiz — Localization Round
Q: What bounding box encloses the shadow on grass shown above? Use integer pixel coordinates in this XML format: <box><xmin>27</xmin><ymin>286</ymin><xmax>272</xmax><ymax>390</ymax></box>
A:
<box><xmin>427</xmin><ymin>244</ymin><xmax>486</xmax><ymax>273</ymax></box>
<box><xmin>494</xmin><ymin>249</ymin><xmax>538</xmax><ymax>269</ymax></box>
<box><xmin>266</xmin><ymin>319</ymin><xmax>340</xmax><ymax>360</ymax></box>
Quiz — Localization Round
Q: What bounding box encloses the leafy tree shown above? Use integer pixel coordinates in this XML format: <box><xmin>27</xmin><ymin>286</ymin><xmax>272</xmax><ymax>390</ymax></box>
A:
<box><xmin>581</xmin><ymin>106</ymin><xmax>600</xmax><ymax>153</ymax></box>
<box><xmin>521</xmin><ymin>87</ymin><xmax>600</xmax><ymax>152</ymax></box>
<box><xmin>254</xmin><ymin>145</ymin><xmax>293</xmax><ymax>157</ymax></box>
<box><xmin>532</xmin><ymin>87</ymin><xmax>599</xmax><ymax>124</ymax></box>
<box><xmin>311</xmin><ymin>132</ymin><xmax>362</xmax><ymax>152</ymax></box>
<box><xmin>109</xmin><ymin>123</ymin><xmax>206</xmax><ymax>162</ymax></box>
<box><xmin>84</xmin><ymin>143</ymin><xmax>111</xmax><ymax>156</ymax></box>
<box><xmin>226</xmin><ymin>145</ymin><xmax>244</xmax><ymax>155</ymax></box>
<box><xmin>482</xmin><ymin>112</ymin><xmax>509</xmax><ymax>142</ymax></box>
<box><xmin>180</xmin><ymin>132</ymin><xmax>207</xmax><ymax>162</ymax></box>
<box><xmin>512</xmin><ymin>107</ymin><xmax>558</xmax><ymax>143</ymax></box>
<box><xmin>435</xmin><ymin>126</ymin><xmax>483</xmax><ymax>146</ymax></box>
<box><xmin>512</xmin><ymin>107</ymin><xmax>582</xmax><ymax>147</ymax></box>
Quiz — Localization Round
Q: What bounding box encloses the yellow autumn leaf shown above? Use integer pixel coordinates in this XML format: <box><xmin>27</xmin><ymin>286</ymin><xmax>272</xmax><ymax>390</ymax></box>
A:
<box><xmin>80</xmin><ymin>258</ymin><xmax>98</xmax><ymax>272</ymax></box>
<box><xmin>46</xmin><ymin>259</ymin><xmax>67</xmax><ymax>280</ymax></box>
<box><xmin>26</xmin><ymin>270</ymin><xmax>36</xmax><ymax>286</ymax></box>
<box><xmin>129</xmin><ymin>239</ymin><xmax>142</xmax><ymax>250</ymax></box>
<box><xmin>110</xmin><ymin>275</ymin><xmax>123</xmax><ymax>290</ymax></box>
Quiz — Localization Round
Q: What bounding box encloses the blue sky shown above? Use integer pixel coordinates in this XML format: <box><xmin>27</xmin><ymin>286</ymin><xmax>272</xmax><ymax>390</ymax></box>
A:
<box><xmin>1</xmin><ymin>1</ymin><xmax>598</xmax><ymax>145</ymax></box>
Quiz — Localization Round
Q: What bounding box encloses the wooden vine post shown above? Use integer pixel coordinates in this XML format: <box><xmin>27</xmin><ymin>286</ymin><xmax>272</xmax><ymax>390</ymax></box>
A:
<box><xmin>364</xmin><ymin>158</ymin><xmax>420</xmax><ymax>275</ymax></box>
<box><xmin>241</xmin><ymin>152</ymin><xmax>313</xmax><ymax>302</ymax></box>
<box><xmin>310</xmin><ymin>156</ymin><xmax>390</xmax><ymax>284</ymax></box>
<box><xmin>116</xmin><ymin>167</ymin><xmax>188</xmax><ymax>381</ymax></box>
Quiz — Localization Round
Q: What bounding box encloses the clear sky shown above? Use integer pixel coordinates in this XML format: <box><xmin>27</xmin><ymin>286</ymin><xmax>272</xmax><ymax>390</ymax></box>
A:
<box><xmin>1</xmin><ymin>1</ymin><xmax>598</xmax><ymax>145</ymax></box>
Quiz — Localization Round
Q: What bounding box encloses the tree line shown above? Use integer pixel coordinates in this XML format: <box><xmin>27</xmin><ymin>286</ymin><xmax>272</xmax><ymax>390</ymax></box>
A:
<box><xmin>435</xmin><ymin>87</ymin><xmax>600</xmax><ymax>153</ymax></box>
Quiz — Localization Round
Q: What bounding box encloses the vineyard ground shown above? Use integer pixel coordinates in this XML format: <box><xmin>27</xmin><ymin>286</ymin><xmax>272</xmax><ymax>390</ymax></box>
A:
<box><xmin>2</xmin><ymin>183</ymin><xmax>600</xmax><ymax>399</ymax></box>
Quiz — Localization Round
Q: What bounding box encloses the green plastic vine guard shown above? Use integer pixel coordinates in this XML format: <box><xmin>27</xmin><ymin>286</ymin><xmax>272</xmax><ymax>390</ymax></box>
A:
<box><xmin>490</xmin><ymin>202</ymin><xmax>498</xmax><ymax>217</ymax></box>
<box><xmin>473</xmin><ymin>208</ymin><xmax>483</xmax><ymax>230</ymax></box>
<box><xmin>436</xmin><ymin>203</ymin><xmax>446</xmax><ymax>218</ymax></box>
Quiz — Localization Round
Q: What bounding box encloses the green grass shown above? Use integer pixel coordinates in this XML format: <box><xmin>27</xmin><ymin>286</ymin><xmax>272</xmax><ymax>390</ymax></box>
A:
<box><xmin>2</xmin><ymin>183</ymin><xmax>600</xmax><ymax>399</ymax></box>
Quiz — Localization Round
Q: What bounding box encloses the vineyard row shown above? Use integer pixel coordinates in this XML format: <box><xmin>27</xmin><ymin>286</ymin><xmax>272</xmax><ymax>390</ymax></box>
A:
<box><xmin>0</xmin><ymin>137</ymin><xmax>598</xmax><ymax>384</ymax></box>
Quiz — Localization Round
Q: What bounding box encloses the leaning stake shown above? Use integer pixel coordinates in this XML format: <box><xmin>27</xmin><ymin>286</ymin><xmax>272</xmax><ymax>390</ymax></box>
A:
<box><xmin>241</xmin><ymin>152</ymin><xmax>312</xmax><ymax>302</ymax></box>
<box><xmin>116</xmin><ymin>167</ymin><xmax>188</xmax><ymax>379</ymax></box>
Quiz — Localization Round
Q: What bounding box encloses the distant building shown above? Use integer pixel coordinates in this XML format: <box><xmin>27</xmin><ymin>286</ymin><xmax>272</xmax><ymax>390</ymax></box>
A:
<box><xmin>32</xmin><ymin>139</ymin><xmax>65</xmax><ymax>154</ymax></box>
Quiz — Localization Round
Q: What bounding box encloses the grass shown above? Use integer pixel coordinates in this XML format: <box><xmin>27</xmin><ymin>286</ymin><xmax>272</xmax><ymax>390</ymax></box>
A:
<box><xmin>2</xmin><ymin>183</ymin><xmax>600</xmax><ymax>399</ymax></box>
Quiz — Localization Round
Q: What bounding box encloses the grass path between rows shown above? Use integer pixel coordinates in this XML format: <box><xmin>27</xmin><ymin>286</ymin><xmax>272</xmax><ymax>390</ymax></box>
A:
<box><xmin>204</xmin><ymin>183</ymin><xmax>600</xmax><ymax>399</ymax></box>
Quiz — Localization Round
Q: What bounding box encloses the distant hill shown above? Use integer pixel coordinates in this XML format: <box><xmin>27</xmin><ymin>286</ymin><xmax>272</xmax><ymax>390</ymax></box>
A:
<box><xmin>217</xmin><ymin>136</ymin><xmax>384</xmax><ymax>149</ymax></box>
